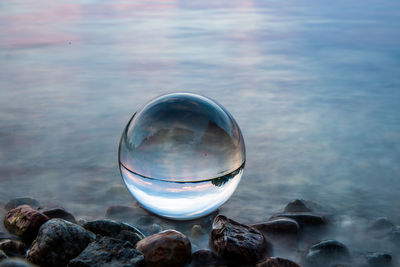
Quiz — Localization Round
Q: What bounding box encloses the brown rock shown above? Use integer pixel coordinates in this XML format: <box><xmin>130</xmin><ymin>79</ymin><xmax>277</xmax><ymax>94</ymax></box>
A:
<box><xmin>256</xmin><ymin>257</ymin><xmax>302</xmax><ymax>267</ymax></box>
<box><xmin>210</xmin><ymin>215</ymin><xmax>270</xmax><ymax>265</ymax></box>
<box><xmin>3</xmin><ymin>205</ymin><xmax>49</xmax><ymax>241</ymax></box>
<box><xmin>135</xmin><ymin>229</ymin><xmax>191</xmax><ymax>267</ymax></box>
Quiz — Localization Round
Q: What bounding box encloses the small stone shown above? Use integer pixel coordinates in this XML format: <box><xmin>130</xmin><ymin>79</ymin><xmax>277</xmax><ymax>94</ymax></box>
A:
<box><xmin>4</xmin><ymin>199</ymin><xmax>39</xmax><ymax>211</ymax></box>
<box><xmin>41</xmin><ymin>208</ymin><xmax>77</xmax><ymax>224</ymax></box>
<box><xmin>0</xmin><ymin>240</ymin><xmax>26</xmax><ymax>257</ymax></box>
<box><xmin>26</xmin><ymin>219</ymin><xmax>95</xmax><ymax>266</ymax></box>
<box><xmin>366</xmin><ymin>252</ymin><xmax>392</xmax><ymax>266</ymax></box>
<box><xmin>210</xmin><ymin>215</ymin><xmax>270</xmax><ymax>265</ymax></box>
<box><xmin>369</xmin><ymin>217</ymin><xmax>394</xmax><ymax>232</ymax></box>
<box><xmin>83</xmin><ymin>219</ymin><xmax>144</xmax><ymax>246</ymax></box>
<box><xmin>136</xmin><ymin>229</ymin><xmax>191</xmax><ymax>267</ymax></box>
<box><xmin>0</xmin><ymin>258</ymin><xmax>36</xmax><ymax>267</ymax></box>
<box><xmin>69</xmin><ymin>236</ymin><xmax>144</xmax><ymax>267</ymax></box>
<box><xmin>305</xmin><ymin>240</ymin><xmax>351</xmax><ymax>266</ymax></box>
<box><xmin>189</xmin><ymin>250</ymin><xmax>228</xmax><ymax>267</ymax></box>
<box><xmin>0</xmin><ymin>250</ymin><xmax>6</xmax><ymax>261</ymax></box>
<box><xmin>3</xmin><ymin>205</ymin><xmax>49</xmax><ymax>241</ymax></box>
<box><xmin>190</xmin><ymin>225</ymin><xmax>203</xmax><ymax>238</ymax></box>
<box><xmin>284</xmin><ymin>199</ymin><xmax>312</xmax><ymax>213</ymax></box>
<box><xmin>270</xmin><ymin>213</ymin><xmax>326</xmax><ymax>228</ymax></box>
<box><xmin>256</xmin><ymin>257</ymin><xmax>302</xmax><ymax>267</ymax></box>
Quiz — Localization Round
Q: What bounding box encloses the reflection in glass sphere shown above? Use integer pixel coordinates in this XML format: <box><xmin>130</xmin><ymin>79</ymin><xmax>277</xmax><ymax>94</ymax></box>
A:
<box><xmin>119</xmin><ymin>93</ymin><xmax>245</xmax><ymax>220</ymax></box>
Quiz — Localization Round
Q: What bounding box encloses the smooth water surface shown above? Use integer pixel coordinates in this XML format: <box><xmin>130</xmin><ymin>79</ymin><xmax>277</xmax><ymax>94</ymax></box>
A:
<box><xmin>1</xmin><ymin>0</ymin><xmax>400</xmax><ymax>261</ymax></box>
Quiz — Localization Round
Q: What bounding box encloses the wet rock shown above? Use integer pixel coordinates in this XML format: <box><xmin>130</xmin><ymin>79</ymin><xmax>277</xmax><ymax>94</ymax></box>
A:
<box><xmin>365</xmin><ymin>252</ymin><xmax>392</xmax><ymax>266</ymax></box>
<box><xmin>0</xmin><ymin>240</ymin><xmax>26</xmax><ymax>257</ymax></box>
<box><xmin>26</xmin><ymin>219</ymin><xmax>95</xmax><ymax>266</ymax></box>
<box><xmin>136</xmin><ymin>229</ymin><xmax>191</xmax><ymax>267</ymax></box>
<box><xmin>83</xmin><ymin>219</ymin><xmax>144</xmax><ymax>246</ymax></box>
<box><xmin>304</xmin><ymin>240</ymin><xmax>351</xmax><ymax>267</ymax></box>
<box><xmin>284</xmin><ymin>199</ymin><xmax>312</xmax><ymax>213</ymax></box>
<box><xmin>0</xmin><ymin>250</ymin><xmax>6</xmax><ymax>260</ymax></box>
<box><xmin>41</xmin><ymin>208</ymin><xmax>77</xmax><ymax>224</ymax></box>
<box><xmin>0</xmin><ymin>258</ymin><xmax>36</xmax><ymax>267</ymax></box>
<box><xmin>3</xmin><ymin>205</ymin><xmax>49</xmax><ymax>242</ymax></box>
<box><xmin>270</xmin><ymin>213</ymin><xmax>326</xmax><ymax>228</ymax></box>
<box><xmin>189</xmin><ymin>250</ymin><xmax>228</xmax><ymax>267</ymax></box>
<box><xmin>210</xmin><ymin>215</ymin><xmax>270</xmax><ymax>265</ymax></box>
<box><xmin>252</xmin><ymin>217</ymin><xmax>300</xmax><ymax>236</ymax></box>
<box><xmin>69</xmin><ymin>236</ymin><xmax>144</xmax><ymax>267</ymax></box>
<box><xmin>256</xmin><ymin>257</ymin><xmax>302</xmax><ymax>267</ymax></box>
<box><xmin>4</xmin><ymin>199</ymin><xmax>39</xmax><ymax>211</ymax></box>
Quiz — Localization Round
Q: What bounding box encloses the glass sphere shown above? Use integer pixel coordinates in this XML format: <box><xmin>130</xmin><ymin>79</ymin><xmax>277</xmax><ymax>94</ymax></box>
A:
<box><xmin>119</xmin><ymin>93</ymin><xmax>245</xmax><ymax>220</ymax></box>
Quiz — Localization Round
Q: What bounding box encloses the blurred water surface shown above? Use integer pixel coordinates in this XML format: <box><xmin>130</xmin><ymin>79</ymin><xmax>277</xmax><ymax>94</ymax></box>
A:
<box><xmin>1</xmin><ymin>0</ymin><xmax>400</xmax><ymax>258</ymax></box>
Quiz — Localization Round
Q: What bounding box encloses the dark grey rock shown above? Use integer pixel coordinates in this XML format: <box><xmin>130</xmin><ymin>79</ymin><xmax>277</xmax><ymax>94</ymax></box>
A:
<box><xmin>4</xmin><ymin>199</ymin><xmax>40</xmax><ymax>211</ymax></box>
<box><xmin>366</xmin><ymin>252</ymin><xmax>392</xmax><ymax>266</ymax></box>
<box><xmin>69</xmin><ymin>236</ymin><xmax>144</xmax><ymax>267</ymax></box>
<box><xmin>284</xmin><ymin>199</ymin><xmax>312</xmax><ymax>213</ymax></box>
<box><xmin>305</xmin><ymin>240</ymin><xmax>351</xmax><ymax>267</ymax></box>
<box><xmin>189</xmin><ymin>250</ymin><xmax>228</xmax><ymax>267</ymax></box>
<box><xmin>41</xmin><ymin>208</ymin><xmax>77</xmax><ymax>224</ymax></box>
<box><xmin>0</xmin><ymin>258</ymin><xmax>36</xmax><ymax>267</ymax></box>
<box><xmin>270</xmin><ymin>213</ymin><xmax>326</xmax><ymax>228</ymax></box>
<box><xmin>27</xmin><ymin>219</ymin><xmax>95</xmax><ymax>267</ymax></box>
<box><xmin>252</xmin><ymin>217</ymin><xmax>300</xmax><ymax>236</ymax></box>
<box><xmin>0</xmin><ymin>240</ymin><xmax>26</xmax><ymax>257</ymax></box>
<box><xmin>3</xmin><ymin>205</ymin><xmax>49</xmax><ymax>242</ymax></box>
<box><xmin>370</xmin><ymin>217</ymin><xmax>394</xmax><ymax>231</ymax></box>
<box><xmin>135</xmin><ymin>229</ymin><xmax>191</xmax><ymax>267</ymax></box>
<box><xmin>256</xmin><ymin>257</ymin><xmax>302</xmax><ymax>267</ymax></box>
<box><xmin>210</xmin><ymin>215</ymin><xmax>270</xmax><ymax>265</ymax></box>
<box><xmin>82</xmin><ymin>219</ymin><xmax>144</xmax><ymax>246</ymax></box>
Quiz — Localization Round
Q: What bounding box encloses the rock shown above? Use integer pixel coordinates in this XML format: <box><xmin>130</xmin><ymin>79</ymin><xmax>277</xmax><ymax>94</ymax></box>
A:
<box><xmin>284</xmin><ymin>199</ymin><xmax>312</xmax><ymax>213</ymax></box>
<box><xmin>3</xmin><ymin>205</ymin><xmax>49</xmax><ymax>241</ymax></box>
<box><xmin>304</xmin><ymin>240</ymin><xmax>351</xmax><ymax>266</ymax></box>
<box><xmin>210</xmin><ymin>215</ymin><xmax>270</xmax><ymax>265</ymax></box>
<box><xmin>189</xmin><ymin>250</ymin><xmax>228</xmax><ymax>267</ymax></box>
<box><xmin>365</xmin><ymin>252</ymin><xmax>392</xmax><ymax>266</ymax></box>
<box><xmin>69</xmin><ymin>236</ymin><xmax>144</xmax><ymax>267</ymax></box>
<box><xmin>252</xmin><ymin>217</ymin><xmax>300</xmax><ymax>236</ymax></box>
<box><xmin>135</xmin><ymin>229</ymin><xmax>191</xmax><ymax>267</ymax></box>
<box><xmin>256</xmin><ymin>257</ymin><xmax>302</xmax><ymax>267</ymax></box>
<box><xmin>26</xmin><ymin>219</ymin><xmax>95</xmax><ymax>266</ymax></box>
<box><xmin>4</xmin><ymin>199</ymin><xmax>39</xmax><ymax>211</ymax></box>
<box><xmin>269</xmin><ymin>213</ymin><xmax>326</xmax><ymax>228</ymax></box>
<box><xmin>82</xmin><ymin>219</ymin><xmax>144</xmax><ymax>246</ymax></box>
<box><xmin>0</xmin><ymin>240</ymin><xmax>26</xmax><ymax>257</ymax></box>
<box><xmin>41</xmin><ymin>208</ymin><xmax>77</xmax><ymax>224</ymax></box>
<box><xmin>369</xmin><ymin>217</ymin><xmax>394</xmax><ymax>232</ymax></box>
<box><xmin>190</xmin><ymin>225</ymin><xmax>203</xmax><ymax>238</ymax></box>
<box><xmin>0</xmin><ymin>250</ymin><xmax>6</xmax><ymax>261</ymax></box>
<box><xmin>0</xmin><ymin>258</ymin><xmax>36</xmax><ymax>267</ymax></box>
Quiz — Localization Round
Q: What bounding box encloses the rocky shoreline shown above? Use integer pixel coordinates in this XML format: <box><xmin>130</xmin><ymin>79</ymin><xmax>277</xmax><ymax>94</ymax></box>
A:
<box><xmin>0</xmin><ymin>197</ymin><xmax>397</xmax><ymax>266</ymax></box>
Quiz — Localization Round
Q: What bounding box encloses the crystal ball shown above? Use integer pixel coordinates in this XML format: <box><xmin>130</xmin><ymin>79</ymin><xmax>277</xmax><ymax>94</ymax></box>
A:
<box><xmin>119</xmin><ymin>93</ymin><xmax>245</xmax><ymax>220</ymax></box>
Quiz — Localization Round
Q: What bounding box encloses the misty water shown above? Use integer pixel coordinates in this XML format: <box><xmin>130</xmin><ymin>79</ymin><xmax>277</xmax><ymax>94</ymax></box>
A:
<box><xmin>1</xmin><ymin>0</ymin><xmax>400</xmax><ymax>265</ymax></box>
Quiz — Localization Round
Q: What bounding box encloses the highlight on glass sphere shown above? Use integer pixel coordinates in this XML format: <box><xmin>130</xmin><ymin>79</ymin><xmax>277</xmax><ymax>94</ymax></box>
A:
<box><xmin>118</xmin><ymin>92</ymin><xmax>246</xmax><ymax>220</ymax></box>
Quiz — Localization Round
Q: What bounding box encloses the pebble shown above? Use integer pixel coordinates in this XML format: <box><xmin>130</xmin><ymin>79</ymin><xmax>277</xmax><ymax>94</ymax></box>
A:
<box><xmin>135</xmin><ymin>229</ymin><xmax>191</xmax><ymax>267</ymax></box>
<box><xmin>26</xmin><ymin>219</ymin><xmax>95</xmax><ymax>266</ymax></box>
<box><xmin>69</xmin><ymin>236</ymin><xmax>144</xmax><ymax>267</ymax></box>
<box><xmin>3</xmin><ymin>205</ymin><xmax>49</xmax><ymax>242</ymax></box>
<box><xmin>0</xmin><ymin>240</ymin><xmax>26</xmax><ymax>257</ymax></box>
<box><xmin>83</xmin><ymin>219</ymin><xmax>144</xmax><ymax>246</ymax></box>
<box><xmin>270</xmin><ymin>213</ymin><xmax>326</xmax><ymax>228</ymax></box>
<box><xmin>252</xmin><ymin>217</ymin><xmax>300</xmax><ymax>236</ymax></box>
<box><xmin>284</xmin><ymin>199</ymin><xmax>312</xmax><ymax>213</ymax></box>
<box><xmin>210</xmin><ymin>215</ymin><xmax>270</xmax><ymax>265</ymax></box>
<box><xmin>0</xmin><ymin>258</ymin><xmax>36</xmax><ymax>267</ymax></box>
<box><xmin>189</xmin><ymin>249</ymin><xmax>228</xmax><ymax>267</ymax></box>
<box><xmin>4</xmin><ymin>199</ymin><xmax>40</xmax><ymax>211</ymax></box>
<box><xmin>304</xmin><ymin>240</ymin><xmax>351</xmax><ymax>267</ymax></box>
<box><xmin>256</xmin><ymin>257</ymin><xmax>302</xmax><ymax>267</ymax></box>
<box><xmin>40</xmin><ymin>207</ymin><xmax>77</xmax><ymax>224</ymax></box>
